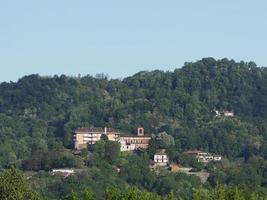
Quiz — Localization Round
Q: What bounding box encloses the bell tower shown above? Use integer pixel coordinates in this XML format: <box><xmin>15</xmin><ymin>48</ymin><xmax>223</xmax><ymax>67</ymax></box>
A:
<box><xmin>137</xmin><ymin>127</ymin><xmax>144</xmax><ymax>136</ymax></box>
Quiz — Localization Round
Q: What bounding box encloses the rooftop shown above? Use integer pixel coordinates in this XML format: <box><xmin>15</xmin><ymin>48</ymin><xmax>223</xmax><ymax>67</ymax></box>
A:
<box><xmin>184</xmin><ymin>150</ymin><xmax>203</xmax><ymax>154</ymax></box>
<box><xmin>120</xmin><ymin>135</ymin><xmax>151</xmax><ymax>138</ymax></box>
<box><xmin>154</xmin><ymin>149</ymin><xmax>167</xmax><ymax>155</ymax></box>
<box><xmin>75</xmin><ymin>127</ymin><xmax>117</xmax><ymax>133</ymax></box>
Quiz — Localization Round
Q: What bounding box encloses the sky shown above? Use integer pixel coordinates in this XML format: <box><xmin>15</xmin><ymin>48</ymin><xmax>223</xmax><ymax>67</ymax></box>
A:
<box><xmin>0</xmin><ymin>0</ymin><xmax>267</xmax><ymax>82</ymax></box>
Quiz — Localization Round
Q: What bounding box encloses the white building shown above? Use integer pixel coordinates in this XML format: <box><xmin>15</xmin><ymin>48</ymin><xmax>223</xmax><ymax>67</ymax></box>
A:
<box><xmin>184</xmin><ymin>150</ymin><xmax>222</xmax><ymax>163</ymax></box>
<box><xmin>196</xmin><ymin>153</ymin><xmax>214</xmax><ymax>163</ymax></box>
<box><xmin>213</xmin><ymin>156</ymin><xmax>222</xmax><ymax>161</ymax></box>
<box><xmin>51</xmin><ymin>169</ymin><xmax>74</xmax><ymax>173</ymax></box>
<box><xmin>120</xmin><ymin>140</ymin><xmax>136</xmax><ymax>151</ymax></box>
<box><xmin>119</xmin><ymin>128</ymin><xmax>151</xmax><ymax>152</ymax></box>
<box><xmin>214</xmin><ymin>110</ymin><xmax>221</xmax><ymax>117</ymax></box>
<box><xmin>222</xmin><ymin>111</ymin><xmax>234</xmax><ymax>117</ymax></box>
<box><xmin>213</xmin><ymin>109</ymin><xmax>234</xmax><ymax>117</ymax></box>
<box><xmin>153</xmin><ymin>149</ymin><xmax>169</xmax><ymax>167</ymax></box>
<box><xmin>51</xmin><ymin>169</ymin><xmax>75</xmax><ymax>178</ymax></box>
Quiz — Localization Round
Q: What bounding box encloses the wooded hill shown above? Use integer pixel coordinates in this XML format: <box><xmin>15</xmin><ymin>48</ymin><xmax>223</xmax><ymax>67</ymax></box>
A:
<box><xmin>0</xmin><ymin>57</ymin><xmax>267</xmax><ymax>199</ymax></box>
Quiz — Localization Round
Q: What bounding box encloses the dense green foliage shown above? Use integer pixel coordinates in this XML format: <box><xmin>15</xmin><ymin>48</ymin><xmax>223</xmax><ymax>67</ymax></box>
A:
<box><xmin>0</xmin><ymin>58</ymin><xmax>267</xmax><ymax>199</ymax></box>
<box><xmin>1</xmin><ymin>168</ymin><xmax>266</xmax><ymax>200</ymax></box>
<box><xmin>103</xmin><ymin>185</ymin><xmax>267</xmax><ymax>200</ymax></box>
<box><xmin>0</xmin><ymin>169</ymin><xmax>43</xmax><ymax>200</ymax></box>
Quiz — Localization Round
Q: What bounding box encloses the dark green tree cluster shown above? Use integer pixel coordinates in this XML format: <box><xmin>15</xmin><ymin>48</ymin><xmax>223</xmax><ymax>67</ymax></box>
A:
<box><xmin>63</xmin><ymin>185</ymin><xmax>267</xmax><ymax>200</ymax></box>
<box><xmin>0</xmin><ymin>168</ymin><xmax>43</xmax><ymax>200</ymax></box>
<box><xmin>1</xmin><ymin>168</ymin><xmax>265</xmax><ymax>200</ymax></box>
<box><xmin>89</xmin><ymin>137</ymin><xmax>121</xmax><ymax>165</ymax></box>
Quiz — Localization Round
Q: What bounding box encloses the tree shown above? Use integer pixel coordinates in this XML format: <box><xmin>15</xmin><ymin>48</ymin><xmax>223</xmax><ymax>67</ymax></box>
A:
<box><xmin>104</xmin><ymin>141</ymin><xmax>120</xmax><ymax>164</ymax></box>
<box><xmin>0</xmin><ymin>169</ymin><xmax>43</xmax><ymax>200</ymax></box>
<box><xmin>148</xmin><ymin>136</ymin><xmax>158</xmax><ymax>157</ymax></box>
<box><xmin>156</xmin><ymin>132</ymin><xmax>175</xmax><ymax>149</ymax></box>
<box><xmin>105</xmin><ymin>187</ymin><xmax>121</xmax><ymax>200</ymax></box>
<box><xmin>214</xmin><ymin>184</ymin><xmax>226</xmax><ymax>200</ymax></box>
<box><xmin>164</xmin><ymin>191</ymin><xmax>177</xmax><ymax>200</ymax></box>
<box><xmin>226</xmin><ymin>187</ymin><xmax>245</xmax><ymax>200</ymax></box>
<box><xmin>83</xmin><ymin>188</ymin><xmax>94</xmax><ymax>200</ymax></box>
<box><xmin>91</xmin><ymin>140</ymin><xmax>106</xmax><ymax>158</ymax></box>
<box><xmin>192</xmin><ymin>188</ymin><xmax>207</xmax><ymax>200</ymax></box>
<box><xmin>63</xmin><ymin>191</ymin><xmax>79</xmax><ymax>200</ymax></box>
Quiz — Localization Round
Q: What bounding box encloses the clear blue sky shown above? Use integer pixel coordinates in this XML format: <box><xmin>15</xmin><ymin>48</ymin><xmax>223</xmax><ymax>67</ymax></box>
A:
<box><xmin>0</xmin><ymin>1</ymin><xmax>267</xmax><ymax>82</ymax></box>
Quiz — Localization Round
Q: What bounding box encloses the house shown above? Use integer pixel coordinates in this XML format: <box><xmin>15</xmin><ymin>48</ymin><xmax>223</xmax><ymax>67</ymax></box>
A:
<box><xmin>184</xmin><ymin>150</ymin><xmax>222</xmax><ymax>163</ymax></box>
<box><xmin>51</xmin><ymin>169</ymin><xmax>75</xmax><ymax>178</ymax></box>
<box><xmin>196</xmin><ymin>152</ymin><xmax>214</xmax><ymax>163</ymax></box>
<box><xmin>52</xmin><ymin>169</ymin><xmax>74</xmax><ymax>173</ymax></box>
<box><xmin>213</xmin><ymin>155</ymin><xmax>222</xmax><ymax>161</ymax></box>
<box><xmin>153</xmin><ymin>149</ymin><xmax>169</xmax><ymax>167</ymax></box>
<box><xmin>214</xmin><ymin>110</ymin><xmax>221</xmax><ymax>117</ymax></box>
<box><xmin>222</xmin><ymin>110</ymin><xmax>234</xmax><ymax>117</ymax></box>
<box><xmin>213</xmin><ymin>109</ymin><xmax>234</xmax><ymax>117</ymax></box>
<box><xmin>74</xmin><ymin>127</ymin><xmax>120</xmax><ymax>150</ymax></box>
<box><xmin>119</xmin><ymin>127</ymin><xmax>151</xmax><ymax>151</ymax></box>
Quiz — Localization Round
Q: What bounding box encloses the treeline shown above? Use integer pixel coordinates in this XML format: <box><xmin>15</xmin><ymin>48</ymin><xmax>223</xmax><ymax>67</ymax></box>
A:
<box><xmin>1</xmin><ymin>169</ymin><xmax>266</xmax><ymax>200</ymax></box>
<box><xmin>67</xmin><ymin>186</ymin><xmax>267</xmax><ymax>200</ymax></box>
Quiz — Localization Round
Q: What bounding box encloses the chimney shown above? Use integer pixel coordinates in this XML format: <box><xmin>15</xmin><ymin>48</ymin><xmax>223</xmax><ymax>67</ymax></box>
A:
<box><xmin>104</xmin><ymin>127</ymin><xmax>107</xmax><ymax>134</ymax></box>
<box><xmin>137</xmin><ymin>127</ymin><xmax>144</xmax><ymax>136</ymax></box>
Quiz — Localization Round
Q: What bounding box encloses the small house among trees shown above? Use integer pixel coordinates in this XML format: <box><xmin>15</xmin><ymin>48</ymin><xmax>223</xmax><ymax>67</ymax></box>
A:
<box><xmin>184</xmin><ymin>150</ymin><xmax>222</xmax><ymax>163</ymax></box>
<box><xmin>214</xmin><ymin>109</ymin><xmax>234</xmax><ymax>117</ymax></box>
<box><xmin>153</xmin><ymin>149</ymin><xmax>169</xmax><ymax>167</ymax></box>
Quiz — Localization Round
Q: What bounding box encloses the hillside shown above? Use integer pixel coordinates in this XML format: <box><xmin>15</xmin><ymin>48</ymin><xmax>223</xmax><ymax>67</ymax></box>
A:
<box><xmin>0</xmin><ymin>57</ymin><xmax>267</xmax><ymax>199</ymax></box>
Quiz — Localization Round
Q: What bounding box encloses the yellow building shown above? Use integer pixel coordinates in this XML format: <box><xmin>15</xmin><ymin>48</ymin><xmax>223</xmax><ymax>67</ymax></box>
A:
<box><xmin>74</xmin><ymin>127</ymin><xmax>120</xmax><ymax>150</ymax></box>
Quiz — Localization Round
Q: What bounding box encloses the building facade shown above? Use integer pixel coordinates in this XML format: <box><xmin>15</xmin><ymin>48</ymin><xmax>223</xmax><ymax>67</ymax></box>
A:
<box><xmin>184</xmin><ymin>150</ymin><xmax>222</xmax><ymax>163</ymax></box>
<box><xmin>222</xmin><ymin>110</ymin><xmax>234</xmax><ymax>117</ymax></box>
<box><xmin>214</xmin><ymin>109</ymin><xmax>234</xmax><ymax>117</ymax></box>
<box><xmin>74</xmin><ymin>127</ymin><xmax>120</xmax><ymax>150</ymax></box>
<box><xmin>119</xmin><ymin>127</ymin><xmax>151</xmax><ymax>151</ymax></box>
<box><xmin>154</xmin><ymin>149</ymin><xmax>169</xmax><ymax>167</ymax></box>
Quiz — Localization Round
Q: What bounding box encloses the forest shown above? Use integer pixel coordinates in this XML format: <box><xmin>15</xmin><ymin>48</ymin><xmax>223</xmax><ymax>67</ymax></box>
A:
<box><xmin>0</xmin><ymin>58</ymin><xmax>267</xmax><ymax>199</ymax></box>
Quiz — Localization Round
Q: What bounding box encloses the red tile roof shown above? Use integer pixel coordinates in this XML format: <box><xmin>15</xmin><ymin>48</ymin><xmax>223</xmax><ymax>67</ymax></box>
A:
<box><xmin>184</xmin><ymin>150</ymin><xmax>202</xmax><ymax>155</ymax></box>
<box><xmin>154</xmin><ymin>149</ymin><xmax>167</xmax><ymax>155</ymax></box>
<box><xmin>75</xmin><ymin>127</ymin><xmax>117</xmax><ymax>133</ymax></box>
